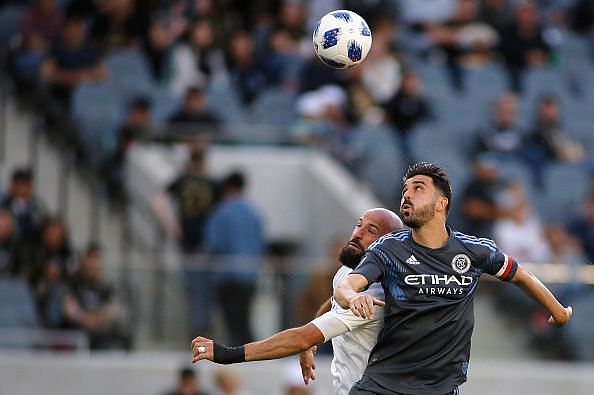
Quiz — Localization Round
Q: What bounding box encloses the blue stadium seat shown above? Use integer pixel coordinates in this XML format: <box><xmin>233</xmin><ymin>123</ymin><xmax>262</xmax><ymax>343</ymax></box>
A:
<box><xmin>250</xmin><ymin>88</ymin><xmax>297</xmax><ymax>125</ymax></box>
<box><xmin>72</xmin><ymin>81</ymin><xmax>124</xmax><ymax>158</ymax></box>
<box><xmin>150</xmin><ymin>86</ymin><xmax>180</xmax><ymax>125</ymax></box>
<box><xmin>537</xmin><ymin>163</ymin><xmax>590</xmax><ymax>223</ymax></box>
<box><xmin>206</xmin><ymin>80</ymin><xmax>247</xmax><ymax>123</ymax></box>
<box><xmin>105</xmin><ymin>50</ymin><xmax>155</xmax><ymax>102</ymax></box>
<box><xmin>0</xmin><ymin>278</ymin><xmax>39</xmax><ymax>328</ymax></box>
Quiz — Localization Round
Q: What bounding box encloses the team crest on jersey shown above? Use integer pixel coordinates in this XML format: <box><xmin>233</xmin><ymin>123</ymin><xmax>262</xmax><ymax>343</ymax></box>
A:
<box><xmin>451</xmin><ymin>254</ymin><xmax>471</xmax><ymax>274</ymax></box>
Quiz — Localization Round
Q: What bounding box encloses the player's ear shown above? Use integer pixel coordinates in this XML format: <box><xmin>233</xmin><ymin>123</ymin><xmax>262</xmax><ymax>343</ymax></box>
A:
<box><xmin>436</xmin><ymin>196</ymin><xmax>448</xmax><ymax>213</ymax></box>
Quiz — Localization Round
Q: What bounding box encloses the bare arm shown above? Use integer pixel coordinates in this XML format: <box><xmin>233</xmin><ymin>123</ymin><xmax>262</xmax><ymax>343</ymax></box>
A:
<box><xmin>151</xmin><ymin>191</ymin><xmax>181</xmax><ymax>241</ymax></box>
<box><xmin>192</xmin><ymin>323</ymin><xmax>324</xmax><ymax>363</ymax></box>
<box><xmin>511</xmin><ymin>264</ymin><xmax>572</xmax><ymax>326</ymax></box>
<box><xmin>334</xmin><ymin>274</ymin><xmax>384</xmax><ymax>319</ymax></box>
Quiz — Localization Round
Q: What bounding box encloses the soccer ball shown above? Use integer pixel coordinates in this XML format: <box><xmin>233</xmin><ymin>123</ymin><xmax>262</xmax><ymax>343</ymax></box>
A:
<box><xmin>312</xmin><ymin>10</ymin><xmax>372</xmax><ymax>69</ymax></box>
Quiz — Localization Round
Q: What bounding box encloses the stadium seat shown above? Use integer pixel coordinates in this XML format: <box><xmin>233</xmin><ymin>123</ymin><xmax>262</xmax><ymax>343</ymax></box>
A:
<box><xmin>0</xmin><ymin>5</ymin><xmax>23</xmax><ymax>55</ymax></box>
<box><xmin>537</xmin><ymin>163</ymin><xmax>590</xmax><ymax>223</ymax></box>
<box><xmin>72</xmin><ymin>81</ymin><xmax>125</xmax><ymax>159</ymax></box>
<box><xmin>206</xmin><ymin>80</ymin><xmax>247</xmax><ymax>123</ymax></box>
<box><xmin>0</xmin><ymin>278</ymin><xmax>39</xmax><ymax>328</ymax></box>
<box><xmin>105</xmin><ymin>50</ymin><xmax>155</xmax><ymax>102</ymax></box>
<box><xmin>150</xmin><ymin>86</ymin><xmax>180</xmax><ymax>125</ymax></box>
<box><xmin>250</xmin><ymin>87</ymin><xmax>297</xmax><ymax>126</ymax></box>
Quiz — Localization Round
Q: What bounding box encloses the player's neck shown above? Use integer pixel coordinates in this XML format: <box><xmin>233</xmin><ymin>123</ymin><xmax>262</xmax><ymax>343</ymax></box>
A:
<box><xmin>411</xmin><ymin>221</ymin><xmax>449</xmax><ymax>249</ymax></box>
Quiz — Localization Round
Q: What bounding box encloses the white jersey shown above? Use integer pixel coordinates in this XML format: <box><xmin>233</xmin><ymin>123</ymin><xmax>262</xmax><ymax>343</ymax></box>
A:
<box><xmin>310</xmin><ymin>266</ymin><xmax>384</xmax><ymax>395</ymax></box>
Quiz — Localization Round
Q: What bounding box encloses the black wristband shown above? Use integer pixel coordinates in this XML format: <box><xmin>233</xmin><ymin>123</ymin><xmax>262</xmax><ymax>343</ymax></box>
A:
<box><xmin>213</xmin><ymin>341</ymin><xmax>246</xmax><ymax>364</ymax></box>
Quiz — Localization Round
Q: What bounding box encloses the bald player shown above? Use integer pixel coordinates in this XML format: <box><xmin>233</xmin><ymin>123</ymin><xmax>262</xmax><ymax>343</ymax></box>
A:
<box><xmin>191</xmin><ymin>208</ymin><xmax>403</xmax><ymax>395</ymax></box>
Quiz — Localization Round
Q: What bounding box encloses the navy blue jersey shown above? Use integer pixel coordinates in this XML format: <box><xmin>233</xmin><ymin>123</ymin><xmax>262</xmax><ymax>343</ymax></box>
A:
<box><xmin>352</xmin><ymin>228</ymin><xmax>518</xmax><ymax>395</ymax></box>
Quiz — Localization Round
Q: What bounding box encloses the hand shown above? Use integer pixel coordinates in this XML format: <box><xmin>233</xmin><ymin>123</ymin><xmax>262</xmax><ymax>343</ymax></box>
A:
<box><xmin>348</xmin><ymin>294</ymin><xmax>385</xmax><ymax>319</ymax></box>
<box><xmin>299</xmin><ymin>346</ymin><xmax>317</xmax><ymax>385</ymax></box>
<box><xmin>191</xmin><ymin>336</ymin><xmax>214</xmax><ymax>363</ymax></box>
<box><xmin>548</xmin><ymin>306</ymin><xmax>572</xmax><ymax>327</ymax></box>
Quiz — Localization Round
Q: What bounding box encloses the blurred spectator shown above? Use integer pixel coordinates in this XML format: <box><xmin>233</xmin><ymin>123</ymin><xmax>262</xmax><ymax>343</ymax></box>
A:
<box><xmin>164</xmin><ymin>366</ymin><xmax>210</xmax><ymax>395</ymax></box>
<box><xmin>478</xmin><ymin>0</ymin><xmax>515</xmax><ymax>33</ymax></box>
<box><xmin>11</xmin><ymin>0</ymin><xmax>63</xmax><ymax>97</ymax></box>
<box><xmin>297</xmin><ymin>53</ymin><xmax>345</xmax><ymax>93</ymax></box>
<box><xmin>425</xmin><ymin>0</ymin><xmax>499</xmax><ymax>90</ymax></box>
<box><xmin>1</xmin><ymin>167</ymin><xmax>45</xmax><ymax>244</ymax></box>
<box><xmin>567</xmin><ymin>192</ymin><xmax>594</xmax><ymax>263</ymax></box>
<box><xmin>0</xmin><ymin>208</ymin><xmax>19</xmax><ymax>276</ymax></box>
<box><xmin>460</xmin><ymin>155</ymin><xmax>507</xmax><ymax>238</ymax></box>
<box><xmin>63</xmin><ymin>244</ymin><xmax>130</xmax><ymax>349</ymax></box>
<box><xmin>345</xmin><ymin>107</ymin><xmax>405</xmax><ymax>206</ymax></box>
<box><xmin>33</xmin><ymin>257</ymin><xmax>68</xmax><ymax>328</ymax></box>
<box><xmin>167</xmin><ymin>87</ymin><xmax>221</xmax><ymax>138</ymax></box>
<box><xmin>361</xmin><ymin>17</ymin><xmax>402</xmax><ymax>104</ymax></box>
<box><xmin>522</xmin><ymin>95</ymin><xmax>584</xmax><ymax>188</ymax></box>
<box><xmin>104</xmin><ymin>96</ymin><xmax>153</xmax><ymax>204</ymax></box>
<box><xmin>152</xmin><ymin>143</ymin><xmax>219</xmax><ymax>337</ymax></box>
<box><xmin>225</xmin><ymin>30</ymin><xmax>270</xmax><ymax>106</ymax></box>
<box><xmin>29</xmin><ymin>216</ymin><xmax>76</xmax><ymax>284</ymax></box>
<box><xmin>293</xmin><ymin>85</ymin><xmax>352</xmax><ymax>157</ymax></box>
<box><xmin>213</xmin><ymin>369</ymin><xmax>252</xmax><ymax>395</ymax></box>
<box><xmin>153</xmin><ymin>143</ymin><xmax>219</xmax><ymax>253</ymax></box>
<box><xmin>382</xmin><ymin>71</ymin><xmax>431</xmax><ymax>164</ymax></box>
<box><xmin>169</xmin><ymin>19</ymin><xmax>228</xmax><ymax>97</ymax></box>
<box><xmin>40</xmin><ymin>14</ymin><xmax>106</xmax><ymax>118</ymax></box>
<box><xmin>205</xmin><ymin>171</ymin><xmax>264</xmax><ymax>345</ymax></box>
<box><xmin>499</xmin><ymin>1</ymin><xmax>552</xmax><ymax>92</ymax></box>
<box><xmin>474</xmin><ymin>92</ymin><xmax>524</xmax><ymax>157</ymax></box>
<box><xmin>90</xmin><ymin>0</ymin><xmax>148</xmax><ymax>52</ymax></box>
<box><xmin>142</xmin><ymin>17</ymin><xmax>176</xmax><ymax>83</ymax></box>
<box><xmin>493</xmin><ymin>182</ymin><xmax>551</xmax><ymax>263</ymax></box>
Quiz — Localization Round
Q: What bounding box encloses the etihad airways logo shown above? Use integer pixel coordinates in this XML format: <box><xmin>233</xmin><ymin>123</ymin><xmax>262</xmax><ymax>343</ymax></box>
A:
<box><xmin>404</xmin><ymin>274</ymin><xmax>474</xmax><ymax>296</ymax></box>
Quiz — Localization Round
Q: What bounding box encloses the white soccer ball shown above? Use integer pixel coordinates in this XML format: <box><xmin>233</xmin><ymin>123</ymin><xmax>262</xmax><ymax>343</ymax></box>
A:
<box><xmin>312</xmin><ymin>10</ymin><xmax>372</xmax><ymax>69</ymax></box>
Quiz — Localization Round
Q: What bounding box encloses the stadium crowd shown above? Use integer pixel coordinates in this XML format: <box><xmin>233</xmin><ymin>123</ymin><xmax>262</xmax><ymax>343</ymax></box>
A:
<box><xmin>0</xmin><ymin>0</ymin><xmax>593</xmax><ymax>360</ymax></box>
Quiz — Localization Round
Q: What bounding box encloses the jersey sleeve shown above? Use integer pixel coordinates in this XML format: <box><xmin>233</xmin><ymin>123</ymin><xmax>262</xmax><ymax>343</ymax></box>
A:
<box><xmin>351</xmin><ymin>249</ymin><xmax>386</xmax><ymax>285</ymax></box>
<box><xmin>482</xmin><ymin>248</ymin><xmax>518</xmax><ymax>282</ymax></box>
<box><xmin>311</xmin><ymin>306</ymin><xmax>382</xmax><ymax>342</ymax></box>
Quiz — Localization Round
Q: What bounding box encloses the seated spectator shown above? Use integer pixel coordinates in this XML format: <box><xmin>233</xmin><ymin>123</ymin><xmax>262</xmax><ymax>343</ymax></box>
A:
<box><xmin>167</xmin><ymin>87</ymin><xmax>221</xmax><ymax>138</ymax></box>
<box><xmin>572</xmin><ymin>0</ymin><xmax>594</xmax><ymax>62</ymax></box>
<box><xmin>142</xmin><ymin>17</ymin><xmax>177</xmax><ymax>83</ymax></box>
<box><xmin>499</xmin><ymin>1</ymin><xmax>552</xmax><ymax>92</ymax></box>
<box><xmin>0</xmin><ymin>208</ymin><xmax>19</xmax><ymax>277</ymax></box>
<box><xmin>474</xmin><ymin>92</ymin><xmax>524</xmax><ymax>157</ymax></box>
<box><xmin>11</xmin><ymin>0</ymin><xmax>63</xmax><ymax>99</ymax></box>
<box><xmin>460</xmin><ymin>155</ymin><xmax>508</xmax><ymax>239</ymax></box>
<box><xmin>28</xmin><ymin>216</ymin><xmax>76</xmax><ymax>284</ymax></box>
<box><xmin>40</xmin><ymin>15</ymin><xmax>106</xmax><ymax>120</ymax></box>
<box><xmin>169</xmin><ymin>19</ymin><xmax>228</xmax><ymax>97</ymax></box>
<box><xmin>1</xmin><ymin>167</ymin><xmax>45</xmax><ymax>245</ymax></box>
<box><xmin>33</xmin><ymin>257</ymin><xmax>69</xmax><ymax>328</ymax></box>
<box><xmin>63</xmin><ymin>244</ymin><xmax>130</xmax><ymax>350</ymax></box>
<box><xmin>360</xmin><ymin>17</ymin><xmax>402</xmax><ymax>104</ymax></box>
<box><xmin>225</xmin><ymin>30</ymin><xmax>270</xmax><ymax>106</ymax></box>
<box><xmin>164</xmin><ymin>366</ymin><xmax>210</xmax><ymax>395</ymax></box>
<box><xmin>425</xmin><ymin>0</ymin><xmax>499</xmax><ymax>91</ymax></box>
<box><xmin>493</xmin><ymin>182</ymin><xmax>551</xmax><ymax>263</ymax></box>
<box><xmin>567</xmin><ymin>192</ymin><xmax>594</xmax><ymax>264</ymax></box>
<box><xmin>382</xmin><ymin>71</ymin><xmax>431</xmax><ymax>165</ymax></box>
<box><xmin>522</xmin><ymin>95</ymin><xmax>584</xmax><ymax>188</ymax></box>
<box><xmin>90</xmin><ymin>0</ymin><xmax>148</xmax><ymax>52</ymax></box>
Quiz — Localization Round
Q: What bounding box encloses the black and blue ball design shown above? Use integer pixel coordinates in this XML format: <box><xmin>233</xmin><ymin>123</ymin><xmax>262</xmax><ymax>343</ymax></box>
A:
<box><xmin>312</xmin><ymin>9</ymin><xmax>372</xmax><ymax>69</ymax></box>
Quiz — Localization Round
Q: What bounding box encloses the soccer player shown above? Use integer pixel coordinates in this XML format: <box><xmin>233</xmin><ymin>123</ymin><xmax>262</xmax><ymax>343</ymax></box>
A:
<box><xmin>191</xmin><ymin>208</ymin><xmax>403</xmax><ymax>395</ymax></box>
<box><xmin>335</xmin><ymin>162</ymin><xmax>573</xmax><ymax>395</ymax></box>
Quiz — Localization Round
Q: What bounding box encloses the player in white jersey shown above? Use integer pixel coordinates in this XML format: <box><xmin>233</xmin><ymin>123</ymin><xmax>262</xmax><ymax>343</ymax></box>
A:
<box><xmin>191</xmin><ymin>208</ymin><xmax>403</xmax><ymax>395</ymax></box>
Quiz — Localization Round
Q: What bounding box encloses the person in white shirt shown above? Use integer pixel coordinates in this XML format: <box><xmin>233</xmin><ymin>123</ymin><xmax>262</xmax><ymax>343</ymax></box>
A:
<box><xmin>191</xmin><ymin>208</ymin><xmax>403</xmax><ymax>395</ymax></box>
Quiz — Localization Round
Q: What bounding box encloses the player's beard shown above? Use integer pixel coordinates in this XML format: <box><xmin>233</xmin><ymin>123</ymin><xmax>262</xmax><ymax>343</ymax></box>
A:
<box><xmin>339</xmin><ymin>246</ymin><xmax>364</xmax><ymax>269</ymax></box>
<box><xmin>401</xmin><ymin>199</ymin><xmax>437</xmax><ymax>229</ymax></box>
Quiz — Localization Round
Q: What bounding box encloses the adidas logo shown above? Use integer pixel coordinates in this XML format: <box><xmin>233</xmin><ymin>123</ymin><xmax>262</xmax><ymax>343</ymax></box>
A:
<box><xmin>406</xmin><ymin>255</ymin><xmax>420</xmax><ymax>265</ymax></box>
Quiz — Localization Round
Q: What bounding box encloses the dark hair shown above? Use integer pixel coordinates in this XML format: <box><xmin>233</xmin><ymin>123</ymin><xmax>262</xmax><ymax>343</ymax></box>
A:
<box><xmin>223</xmin><ymin>171</ymin><xmax>246</xmax><ymax>191</ymax></box>
<box><xmin>11</xmin><ymin>167</ymin><xmax>33</xmax><ymax>182</ymax></box>
<box><xmin>403</xmin><ymin>162</ymin><xmax>452</xmax><ymax>214</ymax></box>
<box><xmin>179</xmin><ymin>367</ymin><xmax>196</xmax><ymax>379</ymax></box>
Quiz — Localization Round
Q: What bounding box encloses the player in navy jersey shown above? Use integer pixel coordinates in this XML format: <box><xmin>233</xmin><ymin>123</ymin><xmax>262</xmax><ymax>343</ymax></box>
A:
<box><xmin>335</xmin><ymin>162</ymin><xmax>572</xmax><ymax>395</ymax></box>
